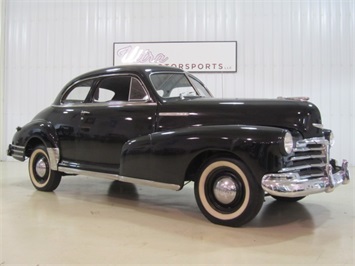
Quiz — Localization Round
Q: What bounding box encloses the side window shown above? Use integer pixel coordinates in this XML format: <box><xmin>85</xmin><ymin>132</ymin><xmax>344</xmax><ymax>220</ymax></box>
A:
<box><xmin>129</xmin><ymin>78</ymin><xmax>148</xmax><ymax>101</ymax></box>
<box><xmin>62</xmin><ymin>79</ymin><xmax>93</xmax><ymax>104</ymax></box>
<box><xmin>94</xmin><ymin>76</ymin><xmax>131</xmax><ymax>102</ymax></box>
<box><xmin>93</xmin><ymin>88</ymin><xmax>115</xmax><ymax>102</ymax></box>
<box><xmin>150</xmin><ymin>73</ymin><xmax>197</xmax><ymax>98</ymax></box>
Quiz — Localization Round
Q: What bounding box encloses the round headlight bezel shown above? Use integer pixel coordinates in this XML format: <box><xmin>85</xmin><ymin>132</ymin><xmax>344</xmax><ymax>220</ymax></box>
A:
<box><xmin>329</xmin><ymin>131</ymin><xmax>335</xmax><ymax>147</ymax></box>
<box><xmin>324</xmin><ymin>129</ymin><xmax>335</xmax><ymax>147</ymax></box>
<box><xmin>283</xmin><ymin>131</ymin><xmax>294</xmax><ymax>155</ymax></box>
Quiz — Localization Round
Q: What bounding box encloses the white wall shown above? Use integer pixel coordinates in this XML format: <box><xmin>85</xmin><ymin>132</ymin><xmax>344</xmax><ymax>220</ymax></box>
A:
<box><xmin>2</xmin><ymin>0</ymin><xmax>354</xmax><ymax>165</ymax></box>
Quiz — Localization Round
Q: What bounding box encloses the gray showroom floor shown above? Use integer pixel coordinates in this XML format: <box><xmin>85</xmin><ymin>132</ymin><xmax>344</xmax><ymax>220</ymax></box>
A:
<box><xmin>1</xmin><ymin>161</ymin><xmax>354</xmax><ymax>265</ymax></box>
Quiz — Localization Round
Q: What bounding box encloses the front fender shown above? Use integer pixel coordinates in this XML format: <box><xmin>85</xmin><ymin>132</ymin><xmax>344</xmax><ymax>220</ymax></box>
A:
<box><xmin>120</xmin><ymin>125</ymin><xmax>287</xmax><ymax>187</ymax></box>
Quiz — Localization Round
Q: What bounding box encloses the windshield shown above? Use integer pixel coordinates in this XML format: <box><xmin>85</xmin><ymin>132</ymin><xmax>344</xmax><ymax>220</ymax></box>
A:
<box><xmin>150</xmin><ymin>73</ymin><xmax>212</xmax><ymax>100</ymax></box>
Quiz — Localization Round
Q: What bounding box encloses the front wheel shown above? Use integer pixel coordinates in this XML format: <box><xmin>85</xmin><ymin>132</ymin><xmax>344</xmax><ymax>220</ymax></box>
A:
<box><xmin>29</xmin><ymin>145</ymin><xmax>62</xmax><ymax>192</ymax></box>
<box><xmin>194</xmin><ymin>158</ymin><xmax>264</xmax><ymax>227</ymax></box>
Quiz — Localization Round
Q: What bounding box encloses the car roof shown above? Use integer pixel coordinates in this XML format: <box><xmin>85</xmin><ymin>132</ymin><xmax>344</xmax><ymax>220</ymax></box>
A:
<box><xmin>73</xmin><ymin>64</ymin><xmax>185</xmax><ymax>81</ymax></box>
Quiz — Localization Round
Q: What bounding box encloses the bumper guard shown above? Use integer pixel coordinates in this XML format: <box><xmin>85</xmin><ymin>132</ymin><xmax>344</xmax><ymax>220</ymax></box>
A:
<box><xmin>262</xmin><ymin>160</ymin><xmax>350</xmax><ymax>197</ymax></box>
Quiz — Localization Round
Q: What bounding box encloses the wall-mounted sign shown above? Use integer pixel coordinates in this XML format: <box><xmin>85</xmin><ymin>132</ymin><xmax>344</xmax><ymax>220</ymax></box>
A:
<box><xmin>113</xmin><ymin>41</ymin><xmax>237</xmax><ymax>73</ymax></box>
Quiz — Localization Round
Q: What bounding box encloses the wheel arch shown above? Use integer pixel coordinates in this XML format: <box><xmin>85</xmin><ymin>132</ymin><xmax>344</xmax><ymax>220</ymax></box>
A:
<box><xmin>25</xmin><ymin>137</ymin><xmax>47</xmax><ymax>157</ymax></box>
<box><xmin>13</xmin><ymin>119</ymin><xmax>60</xmax><ymax>158</ymax></box>
<box><xmin>24</xmin><ymin>135</ymin><xmax>57</xmax><ymax>155</ymax></box>
<box><xmin>24</xmin><ymin>132</ymin><xmax>60</xmax><ymax>171</ymax></box>
<box><xmin>184</xmin><ymin>147</ymin><xmax>271</xmax><ymax>186</ymax></box>
<box><xmin>184</xmin><ymin>150</ymin><xmax>242</xmax><ymax>182</ymax></box>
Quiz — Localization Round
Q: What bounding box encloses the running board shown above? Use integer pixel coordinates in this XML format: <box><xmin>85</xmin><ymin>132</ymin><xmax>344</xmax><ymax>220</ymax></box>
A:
<box><xmin>57</xmin><ymin>167</ymin><xmax>181</xmax><ymax>191</ymax></box>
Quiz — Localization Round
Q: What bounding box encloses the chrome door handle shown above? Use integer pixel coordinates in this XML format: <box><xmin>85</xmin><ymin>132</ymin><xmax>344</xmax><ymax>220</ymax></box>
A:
<box><xmin>81</xmin><ymin>110</ymin><xmax>90</xmax><ymax>115</ymax></box>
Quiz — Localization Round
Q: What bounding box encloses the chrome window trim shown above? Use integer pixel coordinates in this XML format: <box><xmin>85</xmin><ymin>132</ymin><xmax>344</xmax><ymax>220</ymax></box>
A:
<box><xmin>57</xmin><ymin>167</ymin><xmax>181</xmax><ymax>191</ymax></box>
<box><xmin>128</xmin><ymin>76</ymin><xmax>150</xmax><ymax>102</ymax></box>
<box><xmin>60</xmin><ymin>77</ymin><xmax>96</xmax><ymax>104</ymax></box>
<box><xmin>60</xmin><ymin>73</ymin><xmax>153</xmax><ymax>105</ymax></box>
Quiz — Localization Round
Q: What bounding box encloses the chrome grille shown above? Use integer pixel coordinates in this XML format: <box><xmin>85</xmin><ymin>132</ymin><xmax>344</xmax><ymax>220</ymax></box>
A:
<box><xmin>280</xmin><ymin>137</ymin><xmax>329</xmax><ymax>179</ymax></box>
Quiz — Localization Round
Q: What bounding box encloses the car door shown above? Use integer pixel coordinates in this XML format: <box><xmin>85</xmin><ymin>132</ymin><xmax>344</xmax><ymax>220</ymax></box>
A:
<box><xmin>53</xmin><ymin>78</ymin><xmax>95</xmax><ymax>163</ymax></box>
<box><xmin>76</xmin><ymin>75</ymin><xmax>157</xmax><ymax>173</ymax></box>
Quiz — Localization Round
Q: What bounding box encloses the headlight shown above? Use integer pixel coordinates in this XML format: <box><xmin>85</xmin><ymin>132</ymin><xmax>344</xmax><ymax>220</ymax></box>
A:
<box><xmin>283</xmin><ymin>131</ymin><xmax>294</xmax><ymax>155</ymax></box>
<box><xmin>329</xmin><ymin>131</ymin><xmax>335</xmax><ymax>147</ymax></box>
<box><xmin>324</xmin><ymin>129</ymin><xmax>335</xmax><ymax>147</ymax></box>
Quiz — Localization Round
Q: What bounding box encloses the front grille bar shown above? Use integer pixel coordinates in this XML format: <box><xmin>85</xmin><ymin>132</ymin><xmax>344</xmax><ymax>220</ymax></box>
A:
<box><xmin>290</xmin><ymin>154</ymin><xmax>325</xmax><ymax>161</ymax></box>
<box><xmin>293</xmin><ymin>147</ymin><xmax>324</xmax><ymax>152</ymax></box>
<box><xmin>280</xmin><ymin>137</ymin><xmax>329</xmax><ymax>176</ymax></box>
<box><xmin>279</xmin><ymin>163</ymin><xmax>326</xmax><ymax>173</ymax></box>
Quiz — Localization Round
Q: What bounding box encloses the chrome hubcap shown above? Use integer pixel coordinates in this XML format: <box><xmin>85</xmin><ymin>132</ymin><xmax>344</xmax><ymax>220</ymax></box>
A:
<box><xmin>35</xmin><ymin>158</ymin><xmax>47</xmax><ymax>178</ymax></box>
<box><xmin>213</xmin><ymin>177</ymin><xmax>237</xmax><ymax>205</ymax></box>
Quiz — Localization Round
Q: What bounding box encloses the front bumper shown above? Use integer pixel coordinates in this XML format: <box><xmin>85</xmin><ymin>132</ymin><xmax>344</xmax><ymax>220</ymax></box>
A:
<box><xmin>262</xmin><ymin>160</ymin><xmax>350</xmax><ymax>197</ymax></box>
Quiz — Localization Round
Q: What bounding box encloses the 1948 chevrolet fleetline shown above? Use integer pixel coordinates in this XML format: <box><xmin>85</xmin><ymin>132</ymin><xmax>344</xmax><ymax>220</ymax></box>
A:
<box><xmin>8</xmin><ymin>65</ymin><xmax>350</xmax><ymax>227</ymax></box>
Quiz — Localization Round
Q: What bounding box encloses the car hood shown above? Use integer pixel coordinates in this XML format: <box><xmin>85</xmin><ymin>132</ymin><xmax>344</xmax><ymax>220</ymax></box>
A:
<box><xmin>157</xmin><ymin>97</ymin><xmax>323</xmax><ymax>138</ymax></box>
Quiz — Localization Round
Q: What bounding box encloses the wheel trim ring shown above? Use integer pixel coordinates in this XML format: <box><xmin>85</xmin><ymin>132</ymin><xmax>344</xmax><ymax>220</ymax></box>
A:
<box><xmin>199</xmin><ymin>161</ymin><xmax>250</xmax><ymax>220</ymax></box>
<box><xmin>29</xmin><ymin>150</ymin><xmax>50</xmax><ymax>188</ymax></box>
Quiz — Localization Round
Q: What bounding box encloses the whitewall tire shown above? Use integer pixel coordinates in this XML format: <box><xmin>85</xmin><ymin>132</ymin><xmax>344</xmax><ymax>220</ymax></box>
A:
<box><xmin>194</xmin><ymin>158</ymin><xmax>264</xmax><ymax>227</ymax></box>
<box><xmin>29</xmin><ymin>145</ymin><xmax>62</xmax><ymax>192</ymax></box>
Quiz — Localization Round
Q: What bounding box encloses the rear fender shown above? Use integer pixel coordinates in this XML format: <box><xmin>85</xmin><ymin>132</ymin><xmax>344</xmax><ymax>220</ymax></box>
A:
<box><xmin>11</xmin><ymin>119</ymin><xmax>60</xmax><ymax>169</ymax></box>
<box><xmin>121</xmin><ymin>125</ymin><xmax>287</xmax><ymax>187</ymax></box>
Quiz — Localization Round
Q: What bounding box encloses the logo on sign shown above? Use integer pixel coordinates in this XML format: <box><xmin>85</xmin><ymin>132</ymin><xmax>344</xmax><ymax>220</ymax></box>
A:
<box><xmin>116</xmin><ymin>45</ymin><xmax>169</xmax><ymax>64</ymax></box>
<box><xmin>114</xmin><ymin>42</ymin><xmax>237</xmax><ymax>73</ymax></box>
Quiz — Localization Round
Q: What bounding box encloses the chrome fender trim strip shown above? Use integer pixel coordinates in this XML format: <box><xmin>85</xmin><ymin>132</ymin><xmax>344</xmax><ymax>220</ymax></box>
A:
<box><xmin>57</xmin><ymin>167</ymin><xmax>181</xmax><ymax>191</ymax></box>
<box><xmin>47</xmin><ymin>148</ymin><xmax>60</xmax><ymax>171</ymax></box>
<box><xmin>159</xmin><ymin>112</ymin><xmax>198</xmax><ymax>117</ymax></box>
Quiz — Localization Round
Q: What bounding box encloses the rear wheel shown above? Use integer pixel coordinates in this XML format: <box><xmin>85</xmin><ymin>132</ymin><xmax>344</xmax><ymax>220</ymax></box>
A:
<box><xmin>194</xmin><ymin>158</ymin><xmax>264</xmax><ymax>227</ymax></box>
<box><xmin>29</xmin><ymin>145</ymin><xmax>62</xmax><ymax>191</ymax></box>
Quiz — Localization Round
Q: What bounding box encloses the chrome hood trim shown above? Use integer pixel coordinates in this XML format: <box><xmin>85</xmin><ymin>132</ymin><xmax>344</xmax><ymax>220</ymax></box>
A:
<box><xmin>277</xmin><ymin>96</ymin><xmax>310</xmax><ymax>101</ymax></box>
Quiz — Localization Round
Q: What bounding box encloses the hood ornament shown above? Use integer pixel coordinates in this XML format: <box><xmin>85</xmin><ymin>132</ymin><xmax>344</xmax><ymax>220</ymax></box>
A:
<box><xmin>277</xmin><ymin>96</ymin><xmax>310</xmax><ymax>102</ymax></box>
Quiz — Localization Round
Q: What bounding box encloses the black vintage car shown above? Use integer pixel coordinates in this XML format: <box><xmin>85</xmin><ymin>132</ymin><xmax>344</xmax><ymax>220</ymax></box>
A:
<box><xmin>8</xmin><ymin>65</ymin><xmax>350</xmax><ymax>227</ymax></box>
